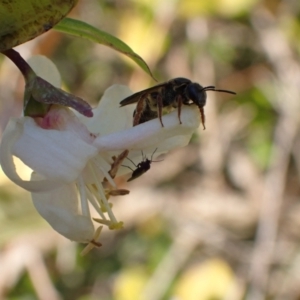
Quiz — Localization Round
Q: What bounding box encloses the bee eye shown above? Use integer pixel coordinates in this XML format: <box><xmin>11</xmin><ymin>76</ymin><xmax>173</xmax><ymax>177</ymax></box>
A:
<box><xmin>186</xmin><ymin>83</ymin><xmax>206</xmax><ymax>106</ymax></box>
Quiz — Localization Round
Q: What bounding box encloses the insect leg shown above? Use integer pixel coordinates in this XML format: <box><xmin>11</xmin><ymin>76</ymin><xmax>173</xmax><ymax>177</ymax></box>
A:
<box><xmin>157</xmin><ymin>94</ymin><xmax>164</xmax><ymax>127</ymax></box>
<box><xmin>133</xmin><ymin>95</ymin><xmax>147</xmax><ymax>126</ymax></box>
<box><xmin>177</xmin><ymin>96</ymin><xmax>183</xmax><ymax>124</ymax></box>
<box><xmin>121</xmin><ymin>164</ymin><xmax>135</xmax><ymax>171</ymax></box>
<box><xmin>150</xmin><ymin>148</ymin><xmax>158</xmax><ymax>161</ymax></box>
<box><xmin>199</xmin><ymin>107</ymin><xmax>206</xmax><ymax>130</ymax></box>
<box><xmin>125</xmin><ymin>156</ymin><xmax>138</xmax><ymax>167</ymax></box>
<box><xmin>141</xmin><ymin>150</ymin><xmax>146</xmax><ymax>162</ymax></box>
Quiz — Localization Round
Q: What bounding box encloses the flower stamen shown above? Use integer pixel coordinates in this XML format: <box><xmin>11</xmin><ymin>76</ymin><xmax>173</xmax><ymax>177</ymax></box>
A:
<box><xmin>80</xmin><ymin>226</ymin><xmax>103</xmax><ymax>256</ymax></box>
<box><xmin>86</xmin><ymin>187</ymin><xmax>107</xmax><ymax>220</ymax></box>
<box><xmin>108</xmin><ymin>149</ymin><xmax>129</xmax><ymax>179</ymax></box>
<box><xmin>93</xmin><ymin>156</ymin><xmax>117</xmax><ymax>188</ymax></box>
<box><xmin>77</xmin><ymin>175</ymin><xmax>91</xmax><ymax>218</ymax></box>
<box><xmin>108</xmin><ymin>189</ymin><xmax>130</xmax><ymax>196</ymax></box>
<box><xmin>93</xmin><ymin>218</ymin><xmax>124</xmax><ymax>230</ymax></box>
<box><xmin>87</xmin><ymin>163</ymin><xmax>118</xmax><ymax>224</ymax></box>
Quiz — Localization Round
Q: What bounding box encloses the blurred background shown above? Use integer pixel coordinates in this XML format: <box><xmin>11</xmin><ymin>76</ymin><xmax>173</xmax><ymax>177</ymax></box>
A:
<box><xmin>1</xmin><ymin>0</ymin><xmax>300</xmax><ymax>299</ymax></box>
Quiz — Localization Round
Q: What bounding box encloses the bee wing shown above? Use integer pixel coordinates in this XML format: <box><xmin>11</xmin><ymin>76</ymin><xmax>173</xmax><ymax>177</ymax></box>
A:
<box><xmin>119</xmin><ymin>83</ymin><xmax>166</xmax><ymax>106</ymax></box>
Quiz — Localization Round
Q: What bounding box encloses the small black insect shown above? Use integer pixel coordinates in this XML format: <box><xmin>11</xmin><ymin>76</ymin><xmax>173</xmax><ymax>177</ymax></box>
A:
<box><xmin>123</xmin><ymin>149</ymin><xmax>161</xmax><ymax>182</ymax></box>
<box><xmin>120</xmin><ymin>77</ymin><xmax>236</xmax><ymax>129</ymax></box>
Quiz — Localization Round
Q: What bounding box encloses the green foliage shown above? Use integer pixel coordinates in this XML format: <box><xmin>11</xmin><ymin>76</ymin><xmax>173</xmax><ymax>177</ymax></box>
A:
<box><xmin>54</xmin><ymin>18</ymin><xmax>156</xmax><ymax>80</ymax></box>
<box><xmin>1</xmin><ymin>0</ymin><xmax>300</xmax><ymax>299</ymax></box>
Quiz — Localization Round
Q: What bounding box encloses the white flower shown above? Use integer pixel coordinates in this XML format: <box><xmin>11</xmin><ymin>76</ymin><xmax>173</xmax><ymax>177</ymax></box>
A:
<box><xmin>0</xmin><ymin>56</ymin><xmax>200</xmax><ymax>253</ymax></box>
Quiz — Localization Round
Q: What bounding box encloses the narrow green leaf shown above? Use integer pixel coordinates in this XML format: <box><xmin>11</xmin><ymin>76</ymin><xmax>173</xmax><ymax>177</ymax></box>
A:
<box><xmin>54</xmin><ymin>18</ymin><xmax>156</xmax><ymax>80</ymax></box>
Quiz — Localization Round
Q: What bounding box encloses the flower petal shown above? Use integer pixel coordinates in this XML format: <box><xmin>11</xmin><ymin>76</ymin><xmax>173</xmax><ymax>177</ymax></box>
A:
<box><xmin>27</xmin><ymin>55</ymin><xmax>61</xmax><ymax>88</ymax></box>
<box><xmin>12</xmin><ymin>117</ymin><xmax>98</xmax><ymax>183</ymax></box>
<box><xmin>152</xmin><ymin>133</ymin><xmax>193</xmax><ymax>152</ymax></box>
<box><xmin>36</xmin><ymin>106</ymin><xmax>95</xmax><ymax>144</ymax></box>
<box><xmin>0</xmin><ymin>118</ymin><xmax>61</xmax><ymax>192</ymax></box>
<box><xmin>80</xmin><ymin>85</ymin><xmax>134</xmax><ymax>135</ymax></box>
<box><xmin>31</xmin><ymin>173</ymin><xmax>95</xmax><ymax>242</ymax></box>
<box><xmin>93</xmin><ymin>106</ymin><xmax>200</xmax><ymax>151</ymax></box>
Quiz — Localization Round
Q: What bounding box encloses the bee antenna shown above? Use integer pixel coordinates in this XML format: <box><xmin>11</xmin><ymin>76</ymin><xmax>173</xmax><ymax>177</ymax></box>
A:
<box><xmin>201</xmin><ymin>86</ymin><xmax>215</xmax><ymax>92</ymax></box>
<box><xmin>204</xmin><ymin>86</ymin><xmax>236</xmax><ymax>95</ymax></box>
<box><xmin>213</xmin><ymin>89</ymin><xmax>236</xmax><ymax>95</ymax></box>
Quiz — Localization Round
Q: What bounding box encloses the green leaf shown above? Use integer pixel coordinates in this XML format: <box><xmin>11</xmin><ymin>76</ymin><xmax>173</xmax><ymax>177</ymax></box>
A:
<box><xmin>54</xmin><ymin>18</ymin><xmax>156</xmax><ymax>80</ymax></box>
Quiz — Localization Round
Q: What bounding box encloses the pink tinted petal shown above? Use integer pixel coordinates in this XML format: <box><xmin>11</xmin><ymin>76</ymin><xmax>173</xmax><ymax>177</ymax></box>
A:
<box><xmin>37</xmin><ymin>106</ymin><xmax>95</xmax><ymax>144</ymax></box>
<box><xmin>12</xmin><ymin>117</ymin><xmax>97</xmax><ymax>183</ymax></box>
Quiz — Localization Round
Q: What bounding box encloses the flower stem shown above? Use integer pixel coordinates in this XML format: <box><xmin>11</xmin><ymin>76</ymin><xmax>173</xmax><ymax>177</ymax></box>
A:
<box><xmin>1</xmin><ymin>49</ymin><xmax>36</xmax><ymax>82</ymax></box>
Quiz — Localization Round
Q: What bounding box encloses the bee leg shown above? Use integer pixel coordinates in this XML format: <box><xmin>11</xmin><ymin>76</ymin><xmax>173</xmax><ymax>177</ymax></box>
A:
<box><xmin>133</xmin><ymin>96</ymin><xmax>146</xmax><ymax>126</ymax></box>
<box><xmin>177</xmin><ymin>96</ymin><xmax>183</xmax><ymax>124</ymax></box>
<box><xmin>157</xmin><ymin>94</ymin><xmax>164</xmax><ymax>127</ymax></box>
<box><xmin>199</xmin><ymin>107</ymin><xmax>206</xmax><ymax>130</ymax></box>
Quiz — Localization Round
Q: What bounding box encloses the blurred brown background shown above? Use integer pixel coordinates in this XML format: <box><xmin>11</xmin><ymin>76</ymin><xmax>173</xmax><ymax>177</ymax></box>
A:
<box><xmin>0</xmin><ymin>0</ymin><xmax>300</xmax><ymax>299</ymax></box>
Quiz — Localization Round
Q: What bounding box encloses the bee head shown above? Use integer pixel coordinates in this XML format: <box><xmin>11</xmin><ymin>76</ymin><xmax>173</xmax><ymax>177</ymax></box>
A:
<box><xmin>185</xmin><ymin>83</ymin><xmax>207</xmax><ymax>108</ymax></box>
<box><xmin>186</xmin><ymin>83</ymin><xmax>236</xmax><ymax>108</ymax></box>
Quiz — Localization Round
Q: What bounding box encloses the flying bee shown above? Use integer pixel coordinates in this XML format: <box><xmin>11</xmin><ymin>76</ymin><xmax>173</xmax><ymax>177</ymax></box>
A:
<box><xmin>120</xmin><ymin>77</ymin><xmax>236</xmax><ymax>129</ymax></box>
<box><xmin>122</xmin><ymin>148</ymin><xmax>162</xmax><ymax>182</ymax></box>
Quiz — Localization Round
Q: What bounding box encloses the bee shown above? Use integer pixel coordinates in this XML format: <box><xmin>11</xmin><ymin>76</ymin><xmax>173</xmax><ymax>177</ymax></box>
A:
<box><xmin>120</xmin><ymin>77</ymin><xmax>236</xmax><ymax>129</ymax></box>
<box><xmin>123</xmin><ymin>149</ymin><xmax>161</xmax><ymax>182</ymax></box>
